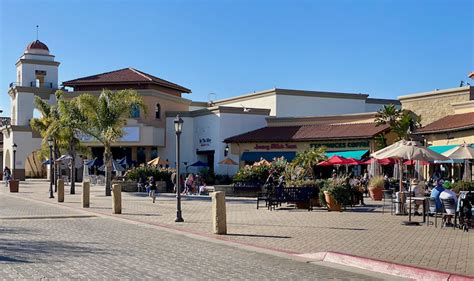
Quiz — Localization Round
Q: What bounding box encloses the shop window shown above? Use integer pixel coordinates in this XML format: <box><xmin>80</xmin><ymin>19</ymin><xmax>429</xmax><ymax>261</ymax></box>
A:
<box><xmin>151</xmin><ymin>147</ymin><xmax>158</xmax><ymax>159</ymax></box>
<box><xmin>155</xmin><ymin>104</ymin><xmax>161</xmax><ymax>119</ymax></box>
<box><xmin>137</xmin><ymin>147</ymin><xmax>146</xmax><ymax>164</ymax></box>
<box><xmin>130</xmin><ymin>105</ymin><xmax>140</xmax><ymax>118</ymax></box>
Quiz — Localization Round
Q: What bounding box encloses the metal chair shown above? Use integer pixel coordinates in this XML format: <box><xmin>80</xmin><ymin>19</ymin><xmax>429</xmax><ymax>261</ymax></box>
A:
<box><xmin>440</xmin><ymin>198</ymin><xmax>457</xmax><ymax>229</ymax></box>
<box><xmin>427</xmin><ymin>197</ymin><xmax>442</xmax><ymax>227</ymax></box>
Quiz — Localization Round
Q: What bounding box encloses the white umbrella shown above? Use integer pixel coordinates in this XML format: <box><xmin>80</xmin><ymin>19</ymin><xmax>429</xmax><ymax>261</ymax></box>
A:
<box><xmin>372</xmin><ymin>140</ymin><xmax>449</xmax><ymax>224</ymax></box>
<box><xmin>442</xmin><ymin>144</ymin><xmax>474</xmax><ymax>182</ymax></box>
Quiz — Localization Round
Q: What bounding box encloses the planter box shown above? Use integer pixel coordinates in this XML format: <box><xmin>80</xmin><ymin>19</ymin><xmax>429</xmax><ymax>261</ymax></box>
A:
<box><xmin>215</xmin><ymin>185</ymin><xmax>262</xmax><ymax>197</ymax></box>
<box><xmin>369</xmin><ymin>188</ymin><xmax>383</xmax><ymax>201</ymax></box>
<box><xmin>9</xmin><ymin>180</ymin><xmax>19</xmax><ymax>192</ymax></box>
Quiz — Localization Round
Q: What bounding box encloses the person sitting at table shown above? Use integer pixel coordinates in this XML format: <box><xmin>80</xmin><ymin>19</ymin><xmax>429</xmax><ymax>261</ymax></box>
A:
<box><xmin>430</xmin><ymin>179</ymin><xmax>445</xmax><ymax>213</ymax></box>
<box><xmin>439</xmin><ymin>181</ymin><xmax>457</xmax><ymax>226</ymax></box>
<box><xmin>410</xmin><ymin>179</ymin><xmax>425</xmax><ymax>215</ymax></box>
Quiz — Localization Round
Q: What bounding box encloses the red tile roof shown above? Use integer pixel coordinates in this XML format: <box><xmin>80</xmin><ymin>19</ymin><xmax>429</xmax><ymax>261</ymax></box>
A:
<box><xmin>63</xmin><ymin>67</ymin><xmax>191</xmax><ymax>93</ymax></box>
<box><xmin>225</xmin><ymin>123</ymin><xmax>389</xmax><ymax>143</ymax></box>
<box><xmin>26</xmin><ymin>40</ymin><xmax>49</xmax><ymax>51</ymax></box>
<box><xmin>416</xmin><ymin>112</ymin><xmax>474</xmax><ymax>134</ymax></box>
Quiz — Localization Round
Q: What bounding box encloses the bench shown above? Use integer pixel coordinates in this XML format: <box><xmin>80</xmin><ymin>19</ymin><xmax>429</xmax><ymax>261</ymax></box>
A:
<box><xmin>258</xmin><ymin>186</ymin><xmax>315</xmax><ymax>211</ymax></box>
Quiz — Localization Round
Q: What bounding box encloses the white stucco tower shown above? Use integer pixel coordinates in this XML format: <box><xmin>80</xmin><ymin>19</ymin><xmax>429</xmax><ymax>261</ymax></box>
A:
<box><xmin>2</xmin><ymin>40</ymin><xmax>60</xmax><ymax>180</ymax></box>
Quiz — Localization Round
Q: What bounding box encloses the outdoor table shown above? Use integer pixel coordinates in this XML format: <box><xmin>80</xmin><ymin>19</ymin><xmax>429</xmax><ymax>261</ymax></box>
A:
<box><xmin>411</xmin><ymin>196</ymin><xmax>428</xmax><ymax>223</ymax></box>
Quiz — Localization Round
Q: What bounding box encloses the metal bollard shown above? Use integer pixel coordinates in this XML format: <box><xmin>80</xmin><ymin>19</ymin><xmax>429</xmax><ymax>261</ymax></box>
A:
<box><xmin>57</xmin><ymin>179</ymin><xmax>64</xmax><ymax>203</ymax></box>
<box><xmin>82</xmin><ymin>181</ymin><xmax>90</xmax><ymax>208</ymax></box>
<box><xmin>212</xmin><ymin>191</ymin><xmax>227</xmax><ymax>234</ymax></box>
<box><xmin>112</xmin><ymin>184</ymin><xmax>122</xmax><ymax>214</ymax></box>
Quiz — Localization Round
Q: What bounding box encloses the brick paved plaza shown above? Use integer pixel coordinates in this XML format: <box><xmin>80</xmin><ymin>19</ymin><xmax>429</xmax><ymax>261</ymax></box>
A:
<box><xmin>1</xmin><ymin>180</ymin><xmax>473</xmax><ymax>278</ymax></box>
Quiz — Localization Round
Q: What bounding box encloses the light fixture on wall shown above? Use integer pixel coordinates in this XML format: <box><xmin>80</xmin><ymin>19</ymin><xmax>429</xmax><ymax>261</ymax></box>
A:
<box><xmin>224</xmin><ymin>144</ymin><xmax>229</xmax><ymax>157</ymax></box>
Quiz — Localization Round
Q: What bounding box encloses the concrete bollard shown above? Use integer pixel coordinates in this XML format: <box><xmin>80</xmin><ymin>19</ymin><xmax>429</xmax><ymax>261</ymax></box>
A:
<box><xmin>112</xmin><ymin>184</ymin><xmax>122</xmax><ymax>214</ymax></box>
<box><xmin>82</xmin><ymin>181</ymin><xmax>90</xmax><ymax>208</ymax></box>
<box><xmin>57</xmin><ymin>179</ymin><xmax>64</xmax><ymax>203</ymax></box>
<box><xmin>212</xmin><ymin>191</ymin><xmax>227</xmax><ymax>235</ymax></box>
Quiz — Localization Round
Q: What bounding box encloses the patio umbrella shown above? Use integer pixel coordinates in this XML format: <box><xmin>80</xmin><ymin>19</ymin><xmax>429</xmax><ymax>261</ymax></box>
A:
<box><xmin>98</xmin><ymin>159</ymin><xmax>126</xmax><ymax>172</ymax></box>
<box><xmin>317</xmin><ymin>155</ymin><xmax>354</xmax><ymax>166</ymax></box>
<box><xmin>442</xmin><ymin>144</ymin><xmax>474</xmax><ymax>182</ymax></box>
<box><xmin>218</xmin><ymin>157</ymin><xmax>238</xmax><ymax>175</ymax></box>
<box><xmin>189</xmin><ymin>161</ymin><xmax>208</xmax><ymax>167</ymax></box>
<box><xmin>403</xmin><ymin>160</ymin><xmax>429</xmax><ymax>166</ymax></box>
<box><xmin>42</xmin><ymin>159</ymin><xmax>53</xmax><ymax>165</ymax></box>
<box><xmin>372</xmin><ymin>140</ymin><xmax>449</xmax><ymax>224</ymax></box>
<box><xmin>147</xmin><ymin>157</ymin><xmax>168</xmax><ymax>166</ymax></box>
<box><xmin>55</xmin><ymin>154</ymin><xmax>72</xmax><ymax>162</ymax></box>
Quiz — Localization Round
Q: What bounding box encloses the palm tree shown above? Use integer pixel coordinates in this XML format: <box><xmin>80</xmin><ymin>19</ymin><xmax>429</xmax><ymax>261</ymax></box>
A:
<box><xmin>30</xmin><ymin>95</ymin><xmax>62</xmax><ymax>191</ymax></box>
<box><xmin>291</xmin><ymin>147</ymin><xmax>326</xmax><ymax>179</ymax></box>
<box><xmin>67</xmin><ymin>89</ymin><xmax>146</xmax><ymax>196</ymax></box>
<box><xmin>375</xmin><ymin>104</ymin><xmax>421</xmax><ymax>140</ymax></box>
<box><xmin>31</xmin><ymin>91</ymin><xmax>84</xmax><ymax>194</ymax></box>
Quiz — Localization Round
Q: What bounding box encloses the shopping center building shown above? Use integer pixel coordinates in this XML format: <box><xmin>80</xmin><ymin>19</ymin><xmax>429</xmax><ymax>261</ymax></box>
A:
<box><xmin>2</xmin><ymin>39</ymin><xmax>399</xmax><ymax>179</ymax></box>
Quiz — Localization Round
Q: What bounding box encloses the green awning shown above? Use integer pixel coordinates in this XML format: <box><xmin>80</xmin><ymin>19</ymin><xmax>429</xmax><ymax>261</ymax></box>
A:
<box><xmin>241</xmin><ymin>151</ymin><xmax>296</xmax><ymax>162</ymax></box>
<box><xmin>428</xmin><ymin>145</ymin><xmax>459</xmax><ymax>154</ymax></box>
<box><xmin>325</xmin><ymin>150</ymin><xmax>369</xmax><ymax>160</ymax></box>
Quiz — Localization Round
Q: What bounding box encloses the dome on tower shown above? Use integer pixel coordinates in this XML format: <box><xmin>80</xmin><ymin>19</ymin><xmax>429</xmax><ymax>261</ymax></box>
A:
<box><xmin>26</xmin><ymin>40</ymin><xmax>49</xmax><ymax>51</ymax></box>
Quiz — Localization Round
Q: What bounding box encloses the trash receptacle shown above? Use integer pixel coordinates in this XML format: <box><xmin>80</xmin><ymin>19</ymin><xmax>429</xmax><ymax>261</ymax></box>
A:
<box><xmin>8</xmin><ymin>180</ymin><xmax>19</xmax><ymax>192</ymax></box>
<box><xmin>395</xmin><ymin>191</ymin><xmax>407</xmax><ymax>215</ymax></box>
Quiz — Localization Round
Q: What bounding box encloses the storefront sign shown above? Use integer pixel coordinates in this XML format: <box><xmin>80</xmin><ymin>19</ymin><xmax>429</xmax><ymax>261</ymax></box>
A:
<box><xmin>311</xmin><ymin>141</ymin><xmax>370</xmax><ymax>149</ymax></box>
<box><xmin>254</xmin><ymin>143</ymin><xmax>297</xmax><ymax>151</ymax></box>
<box><xmin>199</xmin><ymin>138</ymin><xmax>212</xmax><ymax>147</ymax></box>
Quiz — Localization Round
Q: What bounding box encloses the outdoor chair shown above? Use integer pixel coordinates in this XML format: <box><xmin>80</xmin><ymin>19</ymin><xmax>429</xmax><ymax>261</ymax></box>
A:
<box><xmin>97</xmin><ymin>175</ymin><xmax>105</xmax><ymax>185</ymax></box>
<box><xmin>440</xmin><ymin>198</ymin><xmax>457</xmax><ymax>229</ymax></box>
<box><xmin>382</xmin><ymin>189</ymin><xmax>394</xmax><ymax>215</ymax></box>
<box><xmin>427</xmin><ymin>197</ymin><xmax>443</xmax><ymax>227</ymax></box>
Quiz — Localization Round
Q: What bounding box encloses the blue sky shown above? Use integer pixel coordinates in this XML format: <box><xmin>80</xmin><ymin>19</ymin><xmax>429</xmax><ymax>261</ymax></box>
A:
<box><xmin>0</xmin><ymin>0</ymin><xmax>473</xmax><ymax>116</ymax></box>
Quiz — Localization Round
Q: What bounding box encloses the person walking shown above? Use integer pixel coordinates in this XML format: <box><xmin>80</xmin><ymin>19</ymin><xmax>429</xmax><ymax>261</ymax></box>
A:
<box><xmin>3</xmin><ymin>167</ymin><xmax>11</xmax><ymax>187</ymax></box>
<box><xmin>148</xmin><ymin>176</ymin><xmax>157</xmax><ymax>203</ymax></box>
<box><xmin>171</xmin><ymin>171</ymin><xmax>177</xmax><ymax>193</ymax></box>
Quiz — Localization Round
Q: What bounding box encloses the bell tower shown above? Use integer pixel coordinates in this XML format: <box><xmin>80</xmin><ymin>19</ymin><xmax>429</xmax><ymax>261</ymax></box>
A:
<box><xmin>3</xmin><ymin>39</ymin><xmax>60</xmax><ymax>180</ymax></box>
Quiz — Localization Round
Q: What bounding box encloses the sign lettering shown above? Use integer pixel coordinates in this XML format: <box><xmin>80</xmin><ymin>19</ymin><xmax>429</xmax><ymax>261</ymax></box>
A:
<box><xmin>253</xmin><ymin>143</ymin><xmax>297</xmax><ymax>151</ymax></box>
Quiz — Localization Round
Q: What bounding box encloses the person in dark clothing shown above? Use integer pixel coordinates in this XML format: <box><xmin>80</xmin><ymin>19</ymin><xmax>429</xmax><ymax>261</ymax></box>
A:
<box><xmin>148</xmin><ymin>176</ymin><xmax>157</xmax><ymax>203</ymax></box>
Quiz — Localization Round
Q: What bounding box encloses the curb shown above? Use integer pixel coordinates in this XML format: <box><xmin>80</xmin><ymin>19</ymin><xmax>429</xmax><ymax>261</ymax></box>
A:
<box><xmin>296</xmin><ymin>252</ymin><xmax>474</xmax><ymax>281</ymax></box>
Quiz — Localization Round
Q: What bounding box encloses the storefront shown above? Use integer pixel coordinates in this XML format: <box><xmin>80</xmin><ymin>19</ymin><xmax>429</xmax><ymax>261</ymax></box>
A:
<box><xmin>225</xmin><ymin>114</ymin><xmax>395</xmax><ymax>168</ymax></box>
<box><xmin>415</xmin><ymin>109</ymin><xmax>474</xmax><ymax>180</ymax></box>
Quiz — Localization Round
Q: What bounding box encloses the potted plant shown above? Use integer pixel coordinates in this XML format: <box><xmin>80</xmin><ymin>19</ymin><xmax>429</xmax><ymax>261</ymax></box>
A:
<box><xmin>368</xmin><ymin>176</ymin><xmax>384</xmax><ymax>200</ymax></box>
<box><xmin>319</xmin><ymin>178</ymin><xmax>351</xmax><ymax>211</ymax></box>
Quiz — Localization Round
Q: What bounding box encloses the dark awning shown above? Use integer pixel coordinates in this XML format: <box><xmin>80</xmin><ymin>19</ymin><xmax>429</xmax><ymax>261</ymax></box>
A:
<box><xmin>241</xmin><ymin>151</ymin><xmax>296</xmax><ymax>162</ymax></box>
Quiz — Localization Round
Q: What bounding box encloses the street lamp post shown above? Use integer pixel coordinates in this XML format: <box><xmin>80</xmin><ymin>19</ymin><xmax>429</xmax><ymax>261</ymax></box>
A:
<box><xmin>174</xmin><ymin>114</ymin><xmax>184</xmax><ymax>223</ymax></box>
<box><xmin>48</xmin><ymin>137</ymin><xmax>54</xmax><ymax>198</ymax></box>
<box><xmin>12</xmin><ymin>143</ymin><xmax>17</xmax><ymax>180</ymax></box>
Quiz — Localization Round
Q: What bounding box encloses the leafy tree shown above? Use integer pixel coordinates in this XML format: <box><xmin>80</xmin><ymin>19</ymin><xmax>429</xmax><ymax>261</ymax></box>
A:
<box><xmin>31</xmin><ymin>91</ymin><xmax>86</xmax><ymax>194</ymax></box>
<box><xmin>290</xmin><ymin>147</ymin><xmax>326</xmax><ymax>179</ymax></box>
<box><xmin>375</xmin><ymin>104</ymin><xmax>421</xmax><ymax>141</ymax></box>
<box><xmin>67</xmin><ymin>89</ymin><xmax>146</xmax><ymax>196</ymax></box>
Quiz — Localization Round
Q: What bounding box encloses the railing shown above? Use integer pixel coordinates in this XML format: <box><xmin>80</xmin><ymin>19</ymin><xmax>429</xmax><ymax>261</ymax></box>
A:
<box><xmin>9</xmin><ymin>81</ymin><xmax>54</xmax><ymax>88</ymax></box>
<box><xmin>30</xmin><ymin>81</ymin><xmax>53</xmax><ymax>88</ymax></box>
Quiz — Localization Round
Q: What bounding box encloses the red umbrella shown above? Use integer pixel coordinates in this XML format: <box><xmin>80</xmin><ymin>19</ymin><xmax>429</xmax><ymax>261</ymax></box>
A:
<box><xmin>318</xmin><ymin>155</ymin><xmax>354</xmax><ymax>166</ymax></box>
<box><xmin>403</xmin><ymin>160</ymin><xmax>429</xmax><ymax>166</ymax></box>
<box><xmin>346</xmin><ymin>158</ymin><xmax>361</xmax><ymax>165</ymax></box>
<box><xmin>360</xmin><ymin>158</ymin><xmax>396</xmax><ymax>165</ymax></box>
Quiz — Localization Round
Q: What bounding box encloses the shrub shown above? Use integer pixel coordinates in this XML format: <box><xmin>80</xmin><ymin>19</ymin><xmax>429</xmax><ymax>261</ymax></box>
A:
<box><xmin>368</xmin><ymin>176</ymin><xmax>385</xmax><ymax>191</ymax></box>
<box><xmin>125</xmin><ymin>166</ymin><xmax>175</xmax><ymax>182</ymax></box>
<box><xmin>319</xmin><ymin>177</ymin><xmax>352</xmax><ymax>206</ymax></box>
<box><xmin>451</xmin><ymin>181</ymin><xmax>474</xmax><ymax>193</ymax></box>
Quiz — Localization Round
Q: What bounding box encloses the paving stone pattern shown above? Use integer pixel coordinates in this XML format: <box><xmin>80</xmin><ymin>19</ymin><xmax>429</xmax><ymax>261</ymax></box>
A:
<box><xmin>0</xmin><ymin>194</ymin><xmax>378</xmax><ymax>280</ymax></box>
<box><xmin>2</xmin><ymin>181</ymin><xmax>473</xmax><ymax>276</ymax></box>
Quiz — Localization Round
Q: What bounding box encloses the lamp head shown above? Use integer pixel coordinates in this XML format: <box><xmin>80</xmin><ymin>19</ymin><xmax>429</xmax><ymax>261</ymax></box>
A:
<box><xmin>174</xmin><ymin>114</ymin><xmax>184</xmax><ymax>134</ymax></box>
<box><xmin>12</xmin><ymin>143</ymin><xmax>17</xmax><ymax>152</ymax></box>
<box><xmin>47</xmin><ymin>137</ymin><xmax>53</xmax><ymax>147</ymax></box>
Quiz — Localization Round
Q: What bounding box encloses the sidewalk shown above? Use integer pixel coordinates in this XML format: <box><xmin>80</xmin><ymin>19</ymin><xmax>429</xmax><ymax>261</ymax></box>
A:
<box><xmin>3</xmin><ymin>180</ymin><xmax>473</xmax><ymax>277</ymax></box>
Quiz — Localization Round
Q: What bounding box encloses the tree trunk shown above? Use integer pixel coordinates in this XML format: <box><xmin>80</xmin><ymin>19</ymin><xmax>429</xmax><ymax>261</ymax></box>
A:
<box><xmin>104</xmin><ymin>144</ymin><xmax>112</xmax><ymax>196</ymax></box>
<box><xmin>70</xmin><ymin>144</ymin><xmax>76</xmax><ymax>195</ymax></box>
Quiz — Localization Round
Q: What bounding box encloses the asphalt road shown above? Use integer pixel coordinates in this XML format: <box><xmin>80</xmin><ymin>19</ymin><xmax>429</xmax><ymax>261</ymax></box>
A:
<box><xmin>0</xmin><ymin>194</ymin><xmax>387</xmax><ymax>280</ymax></box>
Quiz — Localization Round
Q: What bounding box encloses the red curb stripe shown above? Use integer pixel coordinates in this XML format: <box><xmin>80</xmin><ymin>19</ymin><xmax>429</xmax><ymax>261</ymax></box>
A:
<box><xmin>296</xmin><ymin>251</ymin><xmax>474</xmax><ymax>280</ymax></box>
